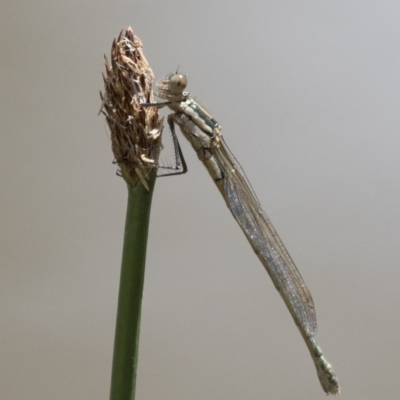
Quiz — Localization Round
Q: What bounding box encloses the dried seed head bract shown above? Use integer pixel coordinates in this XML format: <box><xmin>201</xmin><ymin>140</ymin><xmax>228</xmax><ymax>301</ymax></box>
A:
<box><xmin>100</xmin><ymin>27</ymin><xmax>162</xmax><ymax>189</ymax></box>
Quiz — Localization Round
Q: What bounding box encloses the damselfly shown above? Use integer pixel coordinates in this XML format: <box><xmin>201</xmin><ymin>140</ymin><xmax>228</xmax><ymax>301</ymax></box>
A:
<box><xmin>145</xmin><ymin>73</ymin><xmax>339</xmax><ymax>395</ymax></box>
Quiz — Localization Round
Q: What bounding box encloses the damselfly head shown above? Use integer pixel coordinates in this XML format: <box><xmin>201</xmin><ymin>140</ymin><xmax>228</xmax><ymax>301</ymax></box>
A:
<box><xmin>168</xmin><ymin>73</ymin><xmax>188</xmax><ymax>94</ymax></box>
<box><xmin>156</xmin><ymin>73</ymin><xmax>188</xmax><ymax>100</ymax></box>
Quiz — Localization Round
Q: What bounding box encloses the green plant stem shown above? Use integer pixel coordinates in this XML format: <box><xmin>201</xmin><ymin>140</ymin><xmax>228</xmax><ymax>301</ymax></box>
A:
<box><xmin>110</xmin><ymin>174</ymin><xmax>157</xmax><ymax>400</ymax></box>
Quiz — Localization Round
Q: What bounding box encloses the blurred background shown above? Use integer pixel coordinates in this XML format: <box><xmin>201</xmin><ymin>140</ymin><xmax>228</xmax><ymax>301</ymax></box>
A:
<box><xmin>1</xmin><ymin>1</ymin><xmax>400</xmax><ymax>399</ymax></box>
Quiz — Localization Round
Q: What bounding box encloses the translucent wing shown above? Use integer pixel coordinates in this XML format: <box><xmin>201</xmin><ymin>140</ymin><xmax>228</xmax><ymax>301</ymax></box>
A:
<box><xmin>214</xmin><ymin>138</ymin><xmax>317</xmax><ymax>337</ymax></box>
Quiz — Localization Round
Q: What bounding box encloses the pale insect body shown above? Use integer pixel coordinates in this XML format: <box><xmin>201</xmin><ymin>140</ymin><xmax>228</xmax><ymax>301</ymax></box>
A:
<box><xmin>151</xmin><ymin>72</ymin><xmax>339</xmax><ymax>395</ymax></box>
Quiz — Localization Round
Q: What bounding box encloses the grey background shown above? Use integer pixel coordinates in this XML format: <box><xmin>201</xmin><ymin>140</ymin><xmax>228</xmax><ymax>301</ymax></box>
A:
<box><xmin>1</xmin><ymin>1</ymin><xmax>400</xmax><ymax>399</ymax></box>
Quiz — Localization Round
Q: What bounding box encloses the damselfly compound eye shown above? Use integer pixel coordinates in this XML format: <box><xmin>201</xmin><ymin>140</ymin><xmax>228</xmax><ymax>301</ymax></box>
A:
<box><xmin>169</xmin><ymin>74</ymin><xmax>188</xmax><ymax>94</ymax></box>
